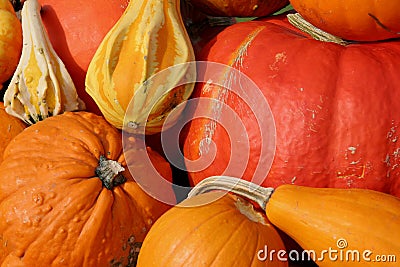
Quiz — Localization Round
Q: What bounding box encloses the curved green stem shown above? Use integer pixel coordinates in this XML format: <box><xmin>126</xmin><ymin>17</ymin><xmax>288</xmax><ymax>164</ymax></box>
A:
<box><xmin>188</xmin><ymin>176</ymin><xmax>274</xmax><ymax>210</ymax></box>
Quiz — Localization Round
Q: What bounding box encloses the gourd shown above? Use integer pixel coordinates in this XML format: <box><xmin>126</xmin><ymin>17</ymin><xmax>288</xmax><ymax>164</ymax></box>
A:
<box><xmin>189</xmin><ymin>176</ymin><xmax>400</xmax><ymax>267</ymax></box>
<box><xmin>38</xmin><ymin>0</ymin><xmax>129</xmax><ymax>114</ymax></box>
<box><xmin>0</xmin><ymin>102</ymin><xmax>26</xmax><ymax>163</ymax></box>
<box><xmin>0</xmin><ymin>0</ymin><xmax>22</xmax><ymax>89</ymax></box>
<box><xmin>0</xmin><ymin>111</ymin><xmax>174</xmax><ymax>266</ymax></box>
<box><xmin>289</xmin><ymin>0</ymin><xmax>400</xmax><ymax>41</ymax></box>
<box><xmin>85</xmin><ymin>0</ymin><xmax>196</xmax><ymax>134</ymax></box>
<box><xmin>186</xmin><ymin>0</ymin><xmax>290</xmax><ymax>17</ymax></box>
<box><xmin>137</xmin><ymin>190</ymin><xmax>287</xmax><ymax>267</ymax></box>
<box><xmin>182</xmin><ymin>14</ymin><xmax>400</xmax><ymax>197</ymax></box>
<box><xmin>3</xmin><ymin>0</ymin><xmax>85</xmax><ymax>124</ymax></box>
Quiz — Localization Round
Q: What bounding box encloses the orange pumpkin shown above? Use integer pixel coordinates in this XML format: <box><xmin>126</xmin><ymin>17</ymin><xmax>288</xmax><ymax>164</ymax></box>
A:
<box><xmin>289</xmin><ymin>0</ymin><xmax>400</xmax><ymax>41</ymax></box>
<box><xmin>137</xmin><ymin>191</ymin><xmax>288</xmax><ymax>266</ymax></box>
<box><xmin>0</xmin><ymin>102</ymin><xmax>26</xmax><ymax>162</ymax></box>
<box><xmin>0</xmin><ymin>0</ymin><xmax>22</xmax><ymax>89</ymax></box>
<box><xmin>0</xmin><ymin>111</ymin><xmax>174</xmax><ymax>266</ymax></box>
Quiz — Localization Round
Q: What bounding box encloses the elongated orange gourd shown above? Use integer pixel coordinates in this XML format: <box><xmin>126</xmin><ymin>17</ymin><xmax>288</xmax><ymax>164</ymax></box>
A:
<box><xmin>86</xmin><ymin>0</ymin><xmax>196</xmax><ymax>134</ymax></box>
<box><xmin>190</xmin><ymin>176</ymin><xmax>400</xmax><ymax>267</ymax></box>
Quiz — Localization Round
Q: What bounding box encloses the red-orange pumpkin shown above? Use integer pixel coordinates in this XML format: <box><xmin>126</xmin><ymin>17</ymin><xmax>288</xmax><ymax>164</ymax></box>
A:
<box><xmin>38</xmin><ymin>0</ymin><xmax>129</xmax><ymax>114</ymax></box>
<box><xmin>289</xmin><ymin>0</ymin><xmax>400</xmax><ymax>42</ymax></box>
<box><xmin>0</xmin><ymin>111</ymin><xmax>174</xmax><ymax>266</ymax></box>
<box><xmin>0</xmin><ymin>102</ymin><xmax>26</xmax><ymax>163</ymax></box>
<box><xmin>182</xmin><ymin>14</ymin><xmax>400</xmax><ymax>197</ymax></box>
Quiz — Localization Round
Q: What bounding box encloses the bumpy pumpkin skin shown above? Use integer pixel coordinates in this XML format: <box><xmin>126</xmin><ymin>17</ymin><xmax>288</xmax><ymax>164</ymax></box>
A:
<box><xmin>188</xmin><ymin>0</ymin><xmax>289</xmax><ymax>17</ymax></box>
<box><xmin>0</xmin><ymin>112</ymin><xmax>173</xmax><ymax>266</ymax></box>
<box><xmin>0</xmin><ymin>0</ymin><xmax>22</xmax><ymax>88</ymax></box>
<box><xmin>38</xmin><ymin>0</ymin><xmax>129</xmax><ymax>114</ymax></box>
<box><xmin>290</xmin><ymin>0</ymin><xmax>400</xmax><ymax>41</ymax></box>
<box><xmin>137</xmin><ymin>191</ymin><xmax>287</xmax><ymax>267</ymax></box>
<box><xmin>0</xmin><ymin>102</ymin><xmax>26</xmax><ymax>163</ymax></box>
<box><xmin>183</xmin><ymin>15</ymin><xmax>400</xmax><ymax>197</ymax></box>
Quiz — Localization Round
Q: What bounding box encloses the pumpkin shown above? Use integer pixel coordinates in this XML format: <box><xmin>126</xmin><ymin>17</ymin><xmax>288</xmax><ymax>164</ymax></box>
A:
<box><xmin>182</xmin><ymin>14</ymin><xmax>400</xmax><ymax>197</ymax></box>
<box><xmin>0</xmin><ymin>102</ymin><xmax>26</xmax><ymax>163</ymax></box>
<box><xmin>189</xmin><ymin>176</ymin><xmax>400</xmax><ymax>267</ymax></box>
<box><xmin>137</xmin><ymin>190</ymin><xmax>287</xmax><ymax>266</ymax></box>
<box><xmin>289</xmin><ymin>0</ymin><xmax>400</xmax><ymax>42</ymax></box>
<box><xmin>0</xmin><ymin>111</ymin><xmax>174</xmax><ymax>266</ymax></box>
<box><xmin>4</xmin><ymin>0</ymin><xmax>85</xmax><ymax>124</ymax></box>
<box><xmin>0</xmin><ymin>0</ymin><xmax>22</xmax><ymax>89</ymax></box>
<box><xmin>85</xmin><ymin>0</ymin><xmax>196</xmax><ymax>134</ymax></box>
<box><xmin>38</xmin><ymin>0</ymin><xmax>129</xmax><ymax>114</ymax></box>
<box><xmin>186</xmin><ymin>0</ymin><xmax>290</xmax><ymax>17</ymax></box>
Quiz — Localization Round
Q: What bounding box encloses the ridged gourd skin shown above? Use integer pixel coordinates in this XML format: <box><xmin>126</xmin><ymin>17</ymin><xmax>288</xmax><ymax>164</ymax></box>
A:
<box><xmin>137</xmin><ymin>191</ymin><xmax>288</xmax><ymax>267</ymax></box>
<box><xmin>0</xmin><ymin>111</ymin><xmax>173</xmax><ymax>266</ymax></box>
<box><xmin>289</xmin><ymin>0</ymin><xmax>400</xmax><ymax>41</ymax></box>
<box><xmin>266</xmin><ymin>184</ymin><xmax>400</xmax><ymax>267</ymax></box>
<box><xmin>85</xmin><ymin>0</ymin><xmax>196</xmax><ymax>134</ymax></box>
<box><xmin>183</xmin><ymin>14</ymin><xmax>400</xmax><ymax>197</ymax></box>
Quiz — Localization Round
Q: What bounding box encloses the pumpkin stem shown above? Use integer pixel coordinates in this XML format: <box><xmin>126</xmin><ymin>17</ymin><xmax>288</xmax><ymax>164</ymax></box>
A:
<box><xmin>188</xmin><ymin>176</ymin><xmax>274</xmax><ymax>210</ymax></box>
<box><xmin>287</xmin><ymin>13</ymin><xmax>350</xmax><ymax>46</ymax></box>
<box><xmin>95</xmin><ymin>155</ymin><xmax>126</xmax><ymax>190</ymax></box>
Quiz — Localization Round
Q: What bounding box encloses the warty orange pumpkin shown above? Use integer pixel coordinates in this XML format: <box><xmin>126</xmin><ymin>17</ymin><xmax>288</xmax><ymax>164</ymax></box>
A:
<box><xmin>137</xmin><ymin>190</ymin><xmax>288</xmax><ymax>267</ymax></box>
<box><xmin>190</xmin><ymin>176</ymin><xmax>400</xmax><ymax>267</ymax></box>
<box><xmin>0</xmin><ymin>111</ymin><xmax>174</xmax><ymax>266</ymax></box>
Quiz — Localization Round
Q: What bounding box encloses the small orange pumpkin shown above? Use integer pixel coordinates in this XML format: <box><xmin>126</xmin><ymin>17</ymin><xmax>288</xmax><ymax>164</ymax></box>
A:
<box><xmin>137</xmin><ymin>191</ymin><xmax>288</xmax><ymax>266</ymax></box>
<box><xmin>0</xmin><ymin>102</ymin><xmax>26</xmax><ymax>162</ymax></box>
<box><xmin>0</xmin><ymin>111</ymin><xmax>174</xmax><ymax>266</ymax></box>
